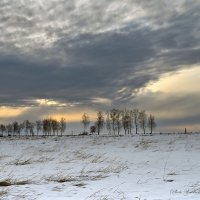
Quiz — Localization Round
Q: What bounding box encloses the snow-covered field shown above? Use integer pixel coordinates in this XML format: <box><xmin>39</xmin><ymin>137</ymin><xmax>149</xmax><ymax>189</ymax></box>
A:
<box><xmin>0</xmin><ymin>133</ymin><xmax>200</xmax><ymax>200</ymax></box>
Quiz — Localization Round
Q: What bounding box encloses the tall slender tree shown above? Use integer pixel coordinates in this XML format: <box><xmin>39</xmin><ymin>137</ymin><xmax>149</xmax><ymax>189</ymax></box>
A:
<box><xmin>36</xmin><ymin>120</ymin><xmax>42</xmax><ymax>136</ymax></box>
<box><xmin>82</xmin><ymin>113</ymin><xmax>90</xmax><ymax>132</ymax></box>
<box><xmin>122</xmin><ymin>109</ymin><xmax>129</xmax><ymax>135</ymax></box>
<box><xmin>60</xmin><ymin>117</ymin><xmax>66</xmax><ymax>136</ymax></box>
<box><xmin>18</xmin><ymin>123</ymin><xmax>24</xmax><ymax>137</ymax></box>
<box><xmin>6</xmin><ymin>124</ymin><xmax>12</xmax><ymax>136</ymax></box>
<box><xmin>106</xmin><ymin>111</ymin><xmax>112</xmax><ymax>134</ymax></box>
<box><xmin>52</xmin><ymin>119</ymin><xmax>59</xmax><ymax>136</ymax></box>
<box><xmin>0</xmin><ymin>124</ymin><xmax>6</xmax><ymax>137</ymax></box>
<box><xmin>12</xmin><ymin>122</ymin><xmax>19</xmax><ymax>136</ymax></box>
<box><xmin>133</xmin><ymin>109</ymin><xmax>140</xmax><ymax>134</ymax></box>
<box><xmin>96</xmin><ymin>111</ymin><xmax>105</xmax><ymax>135</ymax></box>
<box><xmin>110</xmin><ymin>109</ymin><xmax>119</xmax><ymax>135</ymax></box>
<box><xmin>24</xmin><ymin>120</ymin><xmax>31</xmax><ymax>136</ymax></box>
<box><xmin>148</xmin><ymin>114</ymin><xmax>156</xmax><ymax>134</ymax></box>
<box><xmin>139</xmin><ymin>110</ymin><xmax>147</xmax><ymax>134</ymax></box>
<box><xmin>43</xmin><ymin>119</ymin><xmax>49</xmax><ymax>136</ymax></box>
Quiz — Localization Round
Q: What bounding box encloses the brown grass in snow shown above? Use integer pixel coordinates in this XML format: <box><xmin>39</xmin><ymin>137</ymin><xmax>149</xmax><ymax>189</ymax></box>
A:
<box><xmin>0</xmin><ymin>179</ymin><xmax>31</xmax><ymax>187</ymax></box>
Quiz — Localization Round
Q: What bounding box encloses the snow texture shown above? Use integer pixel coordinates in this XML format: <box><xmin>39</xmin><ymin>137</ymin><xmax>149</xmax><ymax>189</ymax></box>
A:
<box><xmin>0</xmin><ymin>133</ymin><xmax>200</xmax><ymax>200</ymax></box>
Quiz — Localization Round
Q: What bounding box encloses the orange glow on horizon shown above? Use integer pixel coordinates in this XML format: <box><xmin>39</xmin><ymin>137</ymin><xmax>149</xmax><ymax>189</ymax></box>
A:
<box><xmin>0</xmin><ymin>106</ymin><xmax>28</xmax><ymax>118</ymax></box>
<box><xmin>42</xmin><ymin>111</ymin><xmax>97</xmax><ymax>122</ymax></box>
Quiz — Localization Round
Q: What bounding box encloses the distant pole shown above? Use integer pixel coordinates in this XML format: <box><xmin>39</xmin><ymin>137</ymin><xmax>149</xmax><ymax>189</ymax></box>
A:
<box><xmin>185</xmin><ymin>128</ymin><xmax>187</xmax><ymax>134</ymax></box>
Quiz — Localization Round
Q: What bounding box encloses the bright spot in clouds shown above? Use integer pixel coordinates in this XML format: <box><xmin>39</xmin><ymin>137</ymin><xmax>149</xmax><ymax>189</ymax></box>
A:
<box><xmin>143</xmin><ymin>65</ymin><xmax>200</xmax><ymax>94</ymax></box>
<box><xmin>35</xmin><ymin>99</ymin><xmax>67</xmax><ymax>107</ymax></box>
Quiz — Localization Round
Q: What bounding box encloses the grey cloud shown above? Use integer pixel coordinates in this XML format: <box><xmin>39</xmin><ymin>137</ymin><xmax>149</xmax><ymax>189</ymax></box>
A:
<box><xmin>0</xmin><ymin>0</ymin><xmax>200</xmax><ymax>129</ymax></box>
<box><xmin>0</xmin><ymin>25</ymin><xmax>157</xmax><ymax>106</ymax></box>
<box><xmin>0</xmin><ymin>0</ymin><xmax>143</xmax><ymax>51</ymax></box>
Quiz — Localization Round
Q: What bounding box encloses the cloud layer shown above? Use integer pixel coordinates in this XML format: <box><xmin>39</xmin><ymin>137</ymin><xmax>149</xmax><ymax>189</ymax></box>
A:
<box><xmin>0</xmin><ymin>0</ymin><xmax>200</xmax><ymax>130</ymax></box>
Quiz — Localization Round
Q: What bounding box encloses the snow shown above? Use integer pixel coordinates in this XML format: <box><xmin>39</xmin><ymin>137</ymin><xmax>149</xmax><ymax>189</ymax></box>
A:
<box><xmin>0</xmin><ymin>133</ymin><xmax>200</xmax><ymax>200</ymax></box>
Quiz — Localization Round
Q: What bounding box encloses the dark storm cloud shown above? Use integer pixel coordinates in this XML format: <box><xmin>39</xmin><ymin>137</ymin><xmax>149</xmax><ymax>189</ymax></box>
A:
<box><xmin>0</xmin><ymin>0</ymin><xmax>200</xmax><ymax>111</ymax></box>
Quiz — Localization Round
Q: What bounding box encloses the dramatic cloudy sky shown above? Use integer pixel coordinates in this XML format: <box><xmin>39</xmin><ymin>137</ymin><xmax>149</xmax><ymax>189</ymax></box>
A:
<box><xmin>0</xmin><ymin>0</ymin><xmax>200</xmax><ymax>132</ymax></box>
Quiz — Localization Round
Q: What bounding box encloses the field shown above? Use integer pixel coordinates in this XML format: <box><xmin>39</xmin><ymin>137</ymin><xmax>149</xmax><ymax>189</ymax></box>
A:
<box><xmin>0</xmin><ymin>133</ymin><xmax>200</xmax><ymax>200</ymax></box>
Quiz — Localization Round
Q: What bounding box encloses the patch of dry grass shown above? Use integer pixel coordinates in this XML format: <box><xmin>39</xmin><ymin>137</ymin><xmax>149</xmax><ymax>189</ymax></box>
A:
<box><xmin>46</xmin><ymin>175</ymin><xmax>78</xmax><ymax>183</ymax></box>
<box><xmin>38</xmin><ymin>148</ymin><xmax>56</xmax><ymax>153</ymax></box>
<box><xmin>135</xmin><ymin>139</ymin><xmax>151</xmax><ymax>149</ymax></box>
<box><xmin>73</xmin><ymin>182</ymin><xmax>87</xmax><ymax>187</ymax></box>
<box><xmin>96</xmin><ymin>164</ymin><xmax>128</xmax><ymax>174</ymax></box>
<box><xmin>0</xmin><ymin>190</ymin><xmax>7</xmax><ymax>197</ymax></box>
<box><xmin>85</xmin><ymin>187</ymin><xmax>126</xmax><ymax>200</ymax></box>
<box><xmin>73</xmin><ymin>151</ymin><xmax>93</xmax><ymax>160</ymax></box>
<box><xmin>14</xmin><ymin>159</ymin><xmax>32</xmax><ymax>166</ymax></box>
<box><xmin>167</xmin><ymin>171</ymin><xmax>178</xmax><ymax>176</ymax></box>
<box><xmin>81</xmin><ymin>163</ymin><xmax>128</xmax><ymax>177</ymax></box>
<box><xmin>0</xmin><ymin>178</ymin><xmax>31</xmax><ymax>187</ymax></box>
<box><xmin>90</xmin><ymin>155</ymin><xmax>107</xmax><ymax>163</ymax></box>
<box><xmin>33</xmin><ymin>156</ymin><xmax>54</xmax><ymax>163</ymax></box>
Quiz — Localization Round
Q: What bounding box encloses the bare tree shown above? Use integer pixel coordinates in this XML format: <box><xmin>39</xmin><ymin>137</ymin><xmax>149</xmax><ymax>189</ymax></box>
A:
<box><xmin>18</xmin><ymin>123</ymin><xmax>24</xmax><ymax>136</ymax></box>
<box><xmin>139</xmin><ymin>110</ymin><xmax>147</xmax><ymax>134</ymax></box>
<box><xmin>116</xmin><ymin>110</ymin><xmax>122</xmax><ymax>135</ymax></box>
<box><xmin>122</xmin><ymin>109</ymin><xmax>131</xmax><ymax>135</ymax></box>
<box><xmin>106</xmin><ymin>111</ymin><xmax>112</xmax><ymax>134</ymax></box>
<box><xmin>0</xmin><ymin>124</ymin><xmax>6</xmax><ymax>137</ymax></box>
<box><xmin>52</xmin><ymin>119</ymin><xmax>59</xmax><ymax>136</ymax></box>
<box><xmin>43</xmin><ymin>118</ymin><xmax>54</xmax><ymax>136</ymax></box>
<box><xmin>12</xmin><ymin>121</ymin><xmax>19</xmax><ymax>136</ymax></box>
<box><xmin>95</xmin><ymin>111</ymin><xmax>105</xmax><ymax>135</ymax></box>
<box><xmin>127</xmin><ymin>110</ymin><xmax>134</xmax><ymax>134</ymax></box>
<box><xmin>43</xmin><ymin>119</ymin><xmax>49</xmax><ymax>136</ymax></box>
<box><xmin>36</xmin><ymin>120</ymin><xmax>42</xmax><ymax>136</ymax></box>
<box><xmin>148</xmin><ymin>114</ymin><xmax>156</xmax><ymax>134</ymax></box>
<box><xmin>133</xmin><ymin>109</ymin><xmax>140</xmax><ymax>134</ymax></box>
<box><xmin>6</xmin><ymin>124</ymin><xmax>12</xmax><ymax>136</ymax></box>
<box><xmin>82</xmin><ymin>113</ymin><xmax>90</xmax><ymax>132</ymax></box>
<box><xmin>29</xmin><ymin>122</ymin><xmax>35</xmax><ymax>136</ymax></box>
<box><xmin>59</xmin><ymin>117</ymin><xmax>66</xmax><ymax>136</ymax></box>
<box><xmin>110</xmin><ymin>109</ymin><xmax>121</xmax><ymax>135</ymax></box>
<box><xmin>24</xmin><ymin>120</ymin><xmax>35</xmax><ymax>136</ymax></box>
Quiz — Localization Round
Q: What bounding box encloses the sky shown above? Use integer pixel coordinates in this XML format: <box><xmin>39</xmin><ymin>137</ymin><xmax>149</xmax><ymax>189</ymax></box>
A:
<box><xmin>0</xmin><ymin>0</ymin><xmax>200</xmax><ymax>132</ymax></box>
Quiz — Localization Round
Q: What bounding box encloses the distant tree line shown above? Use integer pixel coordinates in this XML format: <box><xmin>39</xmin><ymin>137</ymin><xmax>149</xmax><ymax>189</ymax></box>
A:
<box><xmin>0</xmin><ymin>118</ymin><xmax>66</xmax><ymax>137</ymax></box>
<box><xmin>83</xmin><ymin>109</ymin><xmax>156</xmax><ymax>135</ymax></box>
<box><xmin>0</xmin><ymin>109</ymin><xmax>156</xmax><ymax>137</ymax></box>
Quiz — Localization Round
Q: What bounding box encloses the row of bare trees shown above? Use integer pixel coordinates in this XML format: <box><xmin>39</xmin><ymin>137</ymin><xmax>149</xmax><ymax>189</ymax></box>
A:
<box><xmin>0</xmin><ymin>109</ymin><xmax>156</xmax><ymax>137</ymax></box>
<box><xmin>0</xmin><ymin>118</ymin><xmax>66</xmax><ymax>137</ymax></box>
<box><xmin>82</xmin><ymin>109</ymin><xmax>156</xmax><ymax>135</ymax></box>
